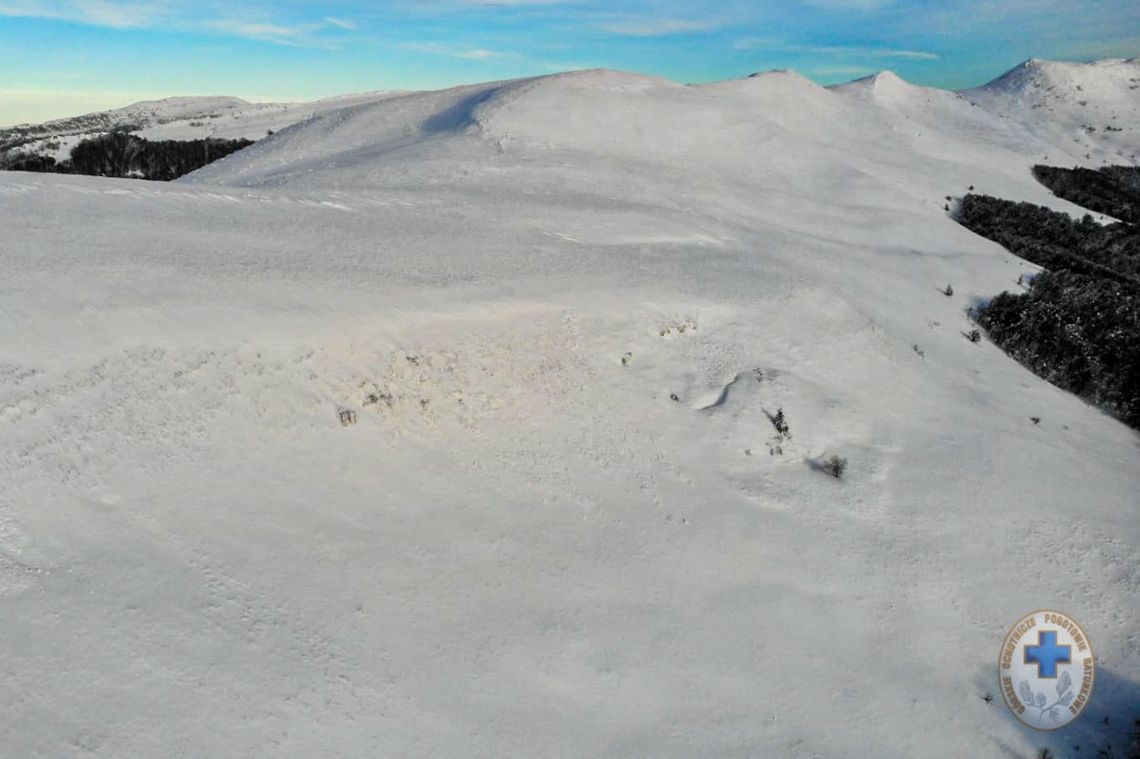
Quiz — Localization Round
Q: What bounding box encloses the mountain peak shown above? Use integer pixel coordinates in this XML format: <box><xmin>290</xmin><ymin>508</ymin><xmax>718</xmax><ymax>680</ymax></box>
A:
<box><xmin>846</xmin><ymin>70</ymin><xmax>909</xmax><ymax>89</ymax></box>
<box><xmin>977</xmin><ymin>56</ymin><xmax>1140</xmax><ymax>95</ymax></box>
<box><xmin>870</xmin><ymin>70</ymin><xmax>904</xmax><ymax>84</ymax></box>
<box><xmin>745</xmin><ymin>69</ymin><xmax>816</xmax><ymax>85</ymax></box>
<box><xmin>827</xmin><ymin>69</ymin><xmax>914</xmax><ymax>98</ymax></box>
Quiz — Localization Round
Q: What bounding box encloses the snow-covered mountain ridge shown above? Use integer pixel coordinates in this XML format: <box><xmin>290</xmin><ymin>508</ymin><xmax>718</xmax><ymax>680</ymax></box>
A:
<box><xmin>184</xmin><ymin>58</ymin><xmax>1137</xmax><ymax>196</ymax></box>
<box><xmin>4</xmin><ymin>58</ymin><xmax>1137</xmax><ymax>170</ymax></box>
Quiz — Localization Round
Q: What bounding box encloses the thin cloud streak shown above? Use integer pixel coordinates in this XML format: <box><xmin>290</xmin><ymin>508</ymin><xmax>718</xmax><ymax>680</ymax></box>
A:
<box><xmin>735</xmin><ymin>38</ymin><xmax>938</xmax><ymax>60</ymax></box>
<box><xmin>401</xmin><ymin>41</ymin><xmax>518</xmax><ymax>60</ymax></box>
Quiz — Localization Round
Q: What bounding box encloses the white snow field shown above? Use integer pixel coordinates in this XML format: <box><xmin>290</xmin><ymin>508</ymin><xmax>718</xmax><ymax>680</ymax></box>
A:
<box><xmin>2</xmin><ymin>60</ymin><xmax>1139</xmax><ymax>757</ymax></box>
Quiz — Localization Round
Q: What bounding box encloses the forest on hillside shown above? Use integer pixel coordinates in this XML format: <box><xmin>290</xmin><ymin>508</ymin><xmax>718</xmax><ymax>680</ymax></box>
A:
<box><xmin>958</xmin><ymin>166</ymin><xmax>1140</xmax><ymax>429</ymax></box>
<box><xmin>1033</xmin><ymin>165</ymin><xmax>1140</xmax><ymax>224</ymax></box>
<box><xmin>1</xmin><ymin>132</ymin><xmax>253</xmax><ymax>181</ymax></box>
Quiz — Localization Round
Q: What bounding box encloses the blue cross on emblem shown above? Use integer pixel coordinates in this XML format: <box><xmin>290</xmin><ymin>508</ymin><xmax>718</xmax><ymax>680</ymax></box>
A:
<box><xmin>1024</xmin><ymin>630</ymin><xmax>1071</xmax><ymax>678</ymax></box>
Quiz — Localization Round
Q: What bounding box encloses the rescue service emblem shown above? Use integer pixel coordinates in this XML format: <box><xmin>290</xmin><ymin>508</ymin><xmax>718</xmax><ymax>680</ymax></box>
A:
<box><xmin>998</xmin><ymin>610</ymin><xmax>1094</xmax><ymax>730</ymax></box>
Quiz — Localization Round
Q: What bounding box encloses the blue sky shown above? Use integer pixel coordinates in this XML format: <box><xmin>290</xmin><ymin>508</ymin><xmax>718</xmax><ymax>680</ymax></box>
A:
<box><xmin>2</xmin><ymin>0</ymin><xmax>1138</xmax><ymax>124</ymax></box>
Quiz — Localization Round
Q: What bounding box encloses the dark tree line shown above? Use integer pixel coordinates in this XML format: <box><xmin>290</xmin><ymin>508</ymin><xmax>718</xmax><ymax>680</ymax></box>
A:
<box><xmin>979</xmin><ymin>271</ymin><xmax>1140</xmax><ymax>426</ymax></box>
<box><xmin>2</xmin><ymin>132</ymin><xmax>253</xmax><ymax>181</ymax></box>
<box><xmin>1032</xmin><ymin>164</ymin><xmax>1140</xmax><ymax>224</ymax></box>
<box><xmin>956</xmin><ymin>166</ymin><xmax>1140</xmax><ymax>428</ymax></box>
<box><xmin>956</xmin><ymin>195</ymin><xmax>1140</xmax><ymax>284</ymax></box>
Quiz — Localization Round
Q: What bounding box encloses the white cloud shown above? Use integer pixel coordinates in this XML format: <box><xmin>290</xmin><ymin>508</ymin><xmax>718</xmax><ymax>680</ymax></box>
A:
<box><xmin>202</xmin><ymin>14</ymin><xmax>360</xmax><ymax>45</ymax></box>
<box><xmin>461</xmin><ymin>0</ymin><xmax>571</xmax><ymax>5</ymax></box>
<box><xmin>323</xmin><ymin>16</ymin><xmax>357</xmax><ymax>30</ymax></box>
<box><xmin>73</xmin><ymin>0</ymin><xmax>156</xmax><ymax>27</ymax></box>
<box><xmin>208</xmin><ymin>20</ymin><xmax>304</xmax><ymax>37</ymax></box>
<box><xmin>798</xmin><ymin>0</ymin><xmax>895</xmax><ymax>9</ymax></box>
<box><xmin>0</xmin><ymin>1</ymin><xmax>359</xmax><ymax>44</ymax></box>
<box><xmin>597</xmin><ymin>15</ymin><xmax>724</xmax><ymax>37</ymax></box>
<box><xmin>0</xmin><ymin>0</ymin><xmax>163</xmax><ymax>27</ymax></box>
<box><xmin>402</xmin><ymin>41</ymin><xmax>516</xmax><ymax>60</ymax></box>
<box><xmin>203</xmin><ymin>18</ymin><xmax>335</xmax><ymax>45</ymax></box>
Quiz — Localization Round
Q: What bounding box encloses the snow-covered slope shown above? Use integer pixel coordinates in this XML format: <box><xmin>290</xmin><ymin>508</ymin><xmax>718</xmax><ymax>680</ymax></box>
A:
<box><xmin>2</xmin><ymin>61</ymin><xmax>1138</xmax><ymax>758</ymax></box>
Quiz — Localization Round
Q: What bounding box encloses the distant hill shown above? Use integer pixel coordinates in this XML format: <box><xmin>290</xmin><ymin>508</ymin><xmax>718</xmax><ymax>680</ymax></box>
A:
<box><xmin>0</xmin><ymin>91</ymin><xmax>405</xmax><ymax>169</ymax></box>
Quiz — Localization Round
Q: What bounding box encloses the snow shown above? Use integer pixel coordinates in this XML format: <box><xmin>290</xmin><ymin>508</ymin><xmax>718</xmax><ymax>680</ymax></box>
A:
<box><xmin>1</xmin><ymin>60</ymin><xmax>1138</xmax><ymax>757</ymax></box>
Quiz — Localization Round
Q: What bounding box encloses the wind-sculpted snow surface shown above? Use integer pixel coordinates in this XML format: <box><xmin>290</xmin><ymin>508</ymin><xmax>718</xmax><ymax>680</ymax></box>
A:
<box><xmin>1</xmin><ymin>61</ymin><xmax>1139</xmax><ymax>758</ymax></box>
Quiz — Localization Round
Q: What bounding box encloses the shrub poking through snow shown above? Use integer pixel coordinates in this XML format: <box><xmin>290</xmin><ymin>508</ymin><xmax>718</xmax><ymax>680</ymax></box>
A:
<box><xmin>823</xmin><ymin>454</ymin><xmax>847</xmax><ymax>479</ymax></box>
<box><xmin>772</xmin><ymin>408</ymin><xmax>790</xmax><ymax>437</ymax></box>
<box><xmin>966</xmin><ymin>329</ymin><xmax>982</xmax><ymax>343</ymax></box>
<box><xmin>766</xmin><ymin>407</ymin><xmax>792</xmax><ymax>455</ymax></box>
<box><xmin>943</xmin><ymin>284</ymin><xmax>954</xmax><ymax>297</ymax></box>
